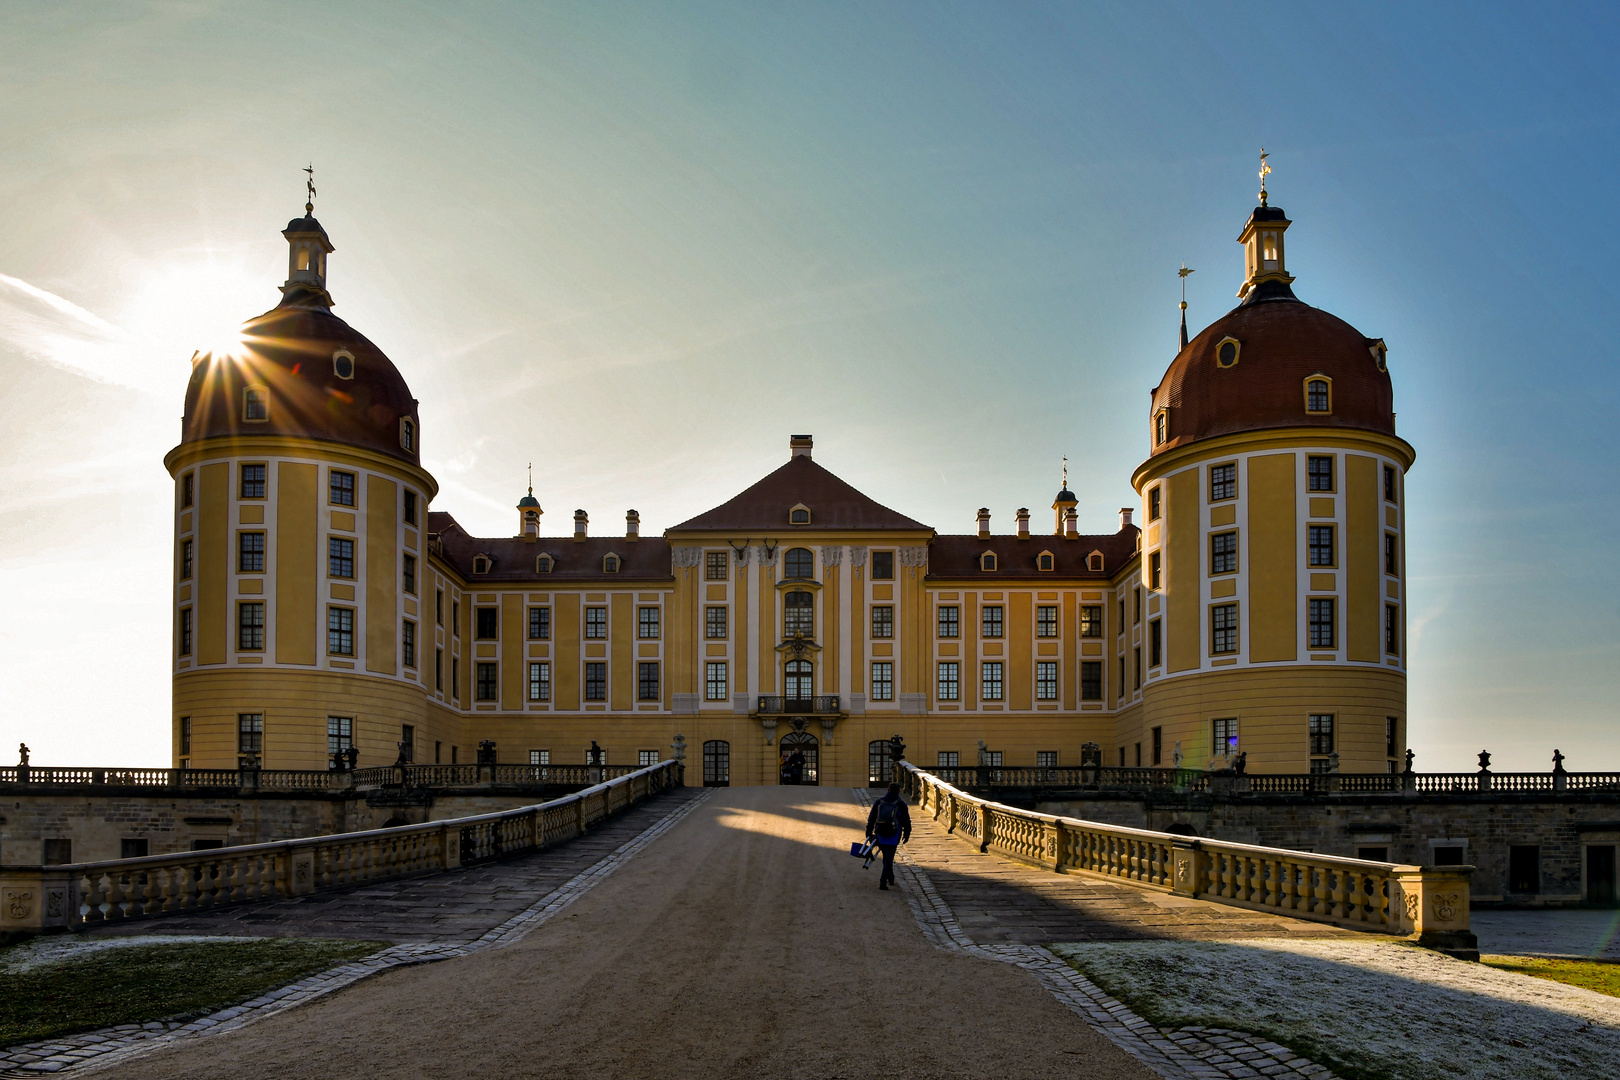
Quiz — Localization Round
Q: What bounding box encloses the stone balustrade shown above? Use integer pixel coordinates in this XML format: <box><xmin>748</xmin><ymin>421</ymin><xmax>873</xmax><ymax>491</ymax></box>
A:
<box><xmin>0</xmin><ymin>760</ymin><xmax>682</xmax><ymax>936</ymax></box>
<box><xmin>0</xmin><ymin>762</ymin><xmax>645</xmax><ymax>793</ymax></box>
<box><xmin>899</xmin><ymin>762</ymin><xmax>1478</xmax><ymax>958</ymax></box>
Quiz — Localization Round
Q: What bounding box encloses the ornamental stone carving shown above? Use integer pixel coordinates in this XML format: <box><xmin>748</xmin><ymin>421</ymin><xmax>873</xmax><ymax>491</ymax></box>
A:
<box><xmin>1431</xmin><ymin>892</ymin><xmax>1461</xmax><ymax>922</ymax></box>
<box><xmin>1403</xmin><ymin>892</ymin><xmax>1420</xmax><ymax>922</ymax></box>
<box><xmin>46</xmin><ymin>889</ymin><xmax>66</xmax><ymax>919</ymax></box>
<box><xmin>5</xmin><ymin>889</ymin><xmax>32</xmax><ymax>920</ymax></box>
<box><xmin>897</xmin><ymin>545</ymin><xmax>928</xmax><ymax>568</ymax></box>
<box><xmin>671</xmin><ymin>546</ymin><xmax>703</xmax><ymax>569</ymax></box>
<box><xmin>820</xmin><ymin>545</ymin><xmax>843</xmax><ymax>568</ymax></box>
<box><xmin>847</xmin><ymin>545</ymin><xmax>867</xmax><ymax>569</ymax></box>
<box><xmin>758</xmin><ymin>543</ymin><xmax>778</xmax><ymax>567</ymax></box>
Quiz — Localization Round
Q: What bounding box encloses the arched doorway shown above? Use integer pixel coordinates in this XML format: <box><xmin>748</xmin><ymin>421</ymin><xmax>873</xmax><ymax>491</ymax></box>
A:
<box><xmin>784</xmin><ymin>658</ymin><xmax>813</xmax><ymax>710</ymax></box>
<box><xmin>779</xmin><ymin>731</ymin><xmax>818</xmax><ymax>785</ymax></box>
<box><xmin>703</xmin><ymin>740</ymin><xmax>730</xmax><ymax>787</ymax></box>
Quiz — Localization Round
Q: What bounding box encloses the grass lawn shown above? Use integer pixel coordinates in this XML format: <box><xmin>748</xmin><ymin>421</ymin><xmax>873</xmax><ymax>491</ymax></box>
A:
<box><xmin>1</xmin><ymin>937</ymin><xmax>384</xmax><ymax>1047</ymax></box>
<box><xmin>1482</xmin><ymin>955</ymin><xmax>1620</xmax><ymax>998</ymax></box>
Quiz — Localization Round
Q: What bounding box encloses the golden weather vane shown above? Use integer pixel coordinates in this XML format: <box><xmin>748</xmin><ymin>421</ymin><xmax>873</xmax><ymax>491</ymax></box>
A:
<box><xmin>304</xmin><ymin>163</ymin><xmax>317</xmax><ymax>214</ymax></box>
<box><xmin>528</xmin><ymin>462</ymin><xmax>533</xmax><ymax>497</ymax></box>
<box><xmin>1258</xmin><ymin>148</ymin><xmax>1271</xmax><ymax>206</ymax></box>
<box><xmin>1062</xmin><ymin>455</ymin><xmax>1068</xmax><ymax>489</ymax></box>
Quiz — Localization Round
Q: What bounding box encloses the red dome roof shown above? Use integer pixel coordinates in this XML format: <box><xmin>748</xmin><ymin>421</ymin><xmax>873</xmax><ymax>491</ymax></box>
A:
<box><xmin>180</xmin><ymin>290</ymin><xmax>420</xmax><ymax>465</ymax></box>
<box><xmin>1150</xmin><ymin>293</ymin><xmax>1392</xmax><ymax>455</ymax></box>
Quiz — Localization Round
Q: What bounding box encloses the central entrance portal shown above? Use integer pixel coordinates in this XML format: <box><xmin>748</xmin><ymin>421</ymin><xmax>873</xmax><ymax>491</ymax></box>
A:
<box><xmin>779</xmin><ymin>731</ymin><xmax>819</xmax><ymax>785</ymax></box>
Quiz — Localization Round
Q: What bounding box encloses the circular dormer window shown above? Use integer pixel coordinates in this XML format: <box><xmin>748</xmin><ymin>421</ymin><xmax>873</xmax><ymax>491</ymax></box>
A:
<box><xmin>1216</xmin><ymin>338</ymin><xmax>1240</xmax><ymax>368</ymax></box>
<box><xmin>333</xmin><ymin>350</ymin><xmax>355</xmax><ymax>379</ymax></box>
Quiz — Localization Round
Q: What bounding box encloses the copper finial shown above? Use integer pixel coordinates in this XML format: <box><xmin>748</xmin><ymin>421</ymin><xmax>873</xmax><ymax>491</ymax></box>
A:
<box><xmin>304</xmin><ymin>163</ymin><xmax>317</xmax><ymax>214</ymax></box>
<box><xmin>1258</xmin><ymin>148</ymin><xmax>1271</xmax><ymax>206</ymax></box>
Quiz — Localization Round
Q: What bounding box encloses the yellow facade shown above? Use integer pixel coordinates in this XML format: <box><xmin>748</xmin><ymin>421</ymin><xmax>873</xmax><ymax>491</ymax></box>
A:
<box><xmin>167</xmin><ymin>189</ymin><xmax>1414</xmax><ymax>784</ymax></box>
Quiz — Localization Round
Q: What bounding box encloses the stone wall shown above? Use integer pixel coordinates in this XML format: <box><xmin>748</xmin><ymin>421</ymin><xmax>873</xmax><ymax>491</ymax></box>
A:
<box><xmin>1037</xmin><ymin>793</ymin><xmax>1620</xmax><ymax>906</ymax></box>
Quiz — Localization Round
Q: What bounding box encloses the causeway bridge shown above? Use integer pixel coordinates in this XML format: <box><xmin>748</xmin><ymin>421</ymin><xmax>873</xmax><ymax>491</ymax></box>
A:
<box><xmin>0</xmin><ymin>764</ymin><xmax>1483</xmax><ymax>1079</ymax></box>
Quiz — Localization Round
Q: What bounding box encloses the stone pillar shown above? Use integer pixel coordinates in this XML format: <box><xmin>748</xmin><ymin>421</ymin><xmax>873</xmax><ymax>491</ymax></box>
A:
<box><xmin>286</xmin><ymin>846</ymin><xmax>316</xmax><ymax>896</ymax></box>
<box><xmin>1394</xmin><ymin>866</ymin><xmax>1478</xmax><ymax>960</ymax></box>
<box><xmin>1170</xmin><ymin>838</ymin><xmax>1206</xmax><ymax>898</ymax></box>
<box><xmin>976</xmin><ymin>802</ymin><xmax>991</xmax><ymax>853</ymax></box>
<box><xmin>0</xmin><ymin>868</ymin><xmax>77</xmax><ymax>934</ymax></box>
<box><xmin>1042</xmin><ymin>820</ymin><xmax>1065</xmax><ymax>871</ymax></box>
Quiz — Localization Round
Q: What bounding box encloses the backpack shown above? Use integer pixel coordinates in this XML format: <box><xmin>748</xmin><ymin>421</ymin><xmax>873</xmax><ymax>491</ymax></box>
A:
<box><xmin>874</xmin><ymin>798</ymin><xmax>901</xmax><ymax>835</ymax></box>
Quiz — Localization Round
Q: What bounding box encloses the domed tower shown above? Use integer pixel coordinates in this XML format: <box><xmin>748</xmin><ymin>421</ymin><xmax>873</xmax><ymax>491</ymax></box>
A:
<box><xmin>163</xmin><ymin>199</ymin><xmax>441</xmax><ymax>769</ymax></box>
<box><xmin>1128</xmin><ymin>176</ymin><xmax>1414</xmax><ymax>774</ymax></box>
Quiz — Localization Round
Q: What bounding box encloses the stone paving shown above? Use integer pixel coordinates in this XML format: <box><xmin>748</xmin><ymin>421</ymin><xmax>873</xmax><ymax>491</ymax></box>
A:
<box><xmin>863</xmin><ymin>789</ymin><xmax>1346</xmax><ymax>1080</ymax></box>
<box><xmin>0</xmin><ymin>787</ymin><xmax>715</xmax><ymax>1076</ymax></box>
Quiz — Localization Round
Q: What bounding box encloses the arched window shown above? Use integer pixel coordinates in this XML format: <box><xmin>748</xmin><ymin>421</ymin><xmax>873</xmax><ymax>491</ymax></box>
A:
<box><xmin>980</xmin><ymin>552</ymin><xmax>997</xmax><ymax>572</ymax></box>
<box><xmin>783</xmin><ymin>547</ymin><xmax>814</xmax><ymax>580</ymax></box>
<box><xmin>473</xmin><ymin>555</ymin><xmax>491</xmax><ymax>574</ymax></box>
<box><xmin>1154</xmin><ymin>410</ymin><xmax>1167</xmax><ymax>445</ymax></box>
<box><xmin>789</xmin><ymin>504</ymin><xmax>811</xmax><ymax>525</ymax></box>
<box><xmin>1087</xmin><ymin>551</ymin><xmax>1104</xmax><ymax>572</ymax></box>
<box><xmin>603</xmin><ymin>553</ymin><xmax>621</xmax><ymax>573</ymax></box>
<box><xmin>1262</xmin><ymin>231</ymin><xmax>1278</xmax><ymax>265</ymax></box>
<box><xmin>1306</xmin><ymin>378</ymin><xmax>1331</xmax><ymax>413</ymax></box>
<box><xmin>297</xmin><ymin>245</ymin><xmax>311</xmax><ymax>272</ymax></box>
<box><xmin>400</xmin><ymin>417</ymin><xmax>416</xmax><ymax>452</ymax></box>
<box><xmin>1038</xmin><ymin>552</ymin><xmax>1055</xmax><ymax>572</ymax></box>
<box><xmin>702</xmin><ymin>740</ymin><xmax>730</xmax><ymax>786</ymax></box>
<box><xmin>784</xmin><ymin>590</ymin><xmax>814</xmax><ymax>637</ymax></box>
<box><xmin>535</xmin><ymin>553</ymin><xmax>553</xmax><ymax>573</ymax></box>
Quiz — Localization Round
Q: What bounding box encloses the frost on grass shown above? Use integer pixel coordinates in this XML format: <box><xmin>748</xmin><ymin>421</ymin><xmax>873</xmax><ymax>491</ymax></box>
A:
<box><xmin>1051</xmin><ymin>938</ymin><xmax>1620</xmax><ymax>1080</ymax></box>
<box><xmin>2</xmin><ymin>934</ymin><xmax>271</xmax><ymax>974</ymax></box>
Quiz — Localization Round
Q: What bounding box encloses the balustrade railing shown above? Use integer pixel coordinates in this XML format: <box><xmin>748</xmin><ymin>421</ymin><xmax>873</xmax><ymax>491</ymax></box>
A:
<box><xmin>0</xmin><ymin>762</ymin><xmax>643</xmax><ymax>792</ymax></box>
<box><xmin>0</xmin><ymin>760</ymin><xmax>683</xmax><ymax>934</ymax></box>
<box><xmin>753</xmin><ymin>695</ymin><xmax>841</xmax><ymax>715</ymax></box>
<box><xmin>898</xmin><ymin>762</ymin><xmax>1476</xmax><ymax>952</ymax></box>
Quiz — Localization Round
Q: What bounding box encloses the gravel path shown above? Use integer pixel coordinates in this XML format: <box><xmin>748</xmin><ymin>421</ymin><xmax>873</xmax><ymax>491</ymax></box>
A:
<box><xmin>77</xmin><ymin>787</ymin><xmax>1158</xmax><ymax>1080</ymax></box>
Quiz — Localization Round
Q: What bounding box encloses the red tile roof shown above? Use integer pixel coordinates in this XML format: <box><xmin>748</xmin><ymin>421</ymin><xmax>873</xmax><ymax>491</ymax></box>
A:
<box><xmin>427</xmin><ymin>513</ymin><xmax>673</xmax><ymax>583</ymax></box>
<box><xmin>926</xmin><ymin>528</ymin><xmax>1140</xmax><ymax>581</ymax></box>
<box><xmin>670</xmin><ymin>455</ymin><xmax>930</xmax><ymax>532</ymax></box>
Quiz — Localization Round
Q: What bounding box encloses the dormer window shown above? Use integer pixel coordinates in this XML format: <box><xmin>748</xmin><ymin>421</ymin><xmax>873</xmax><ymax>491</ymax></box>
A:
<box><xmin>1215</xmin><ymin>336</ymin><xmax>1241</xmax><ymax>369</ymax></box>
<box><xmin>400</xmin><ymin>417</ymin><xmax>416</xmax><ymax>452</ymax></box>
<box><xmin>1305</xmin><ymin>377</ymin><xmax>1332</xmax><ymax>414</ymax></box>
<box><xmin>333</xmin><ymin>350</ymin><xmax>355</xmax><ymax>379</ymax></box>
<box><xmin>244</xmin><ymin>386</ymin><xmax>268</xmax><ymax>422</ymax></box>
<box><xmin>1370</xmin><ymin>340</ymin><xmax>1388</xmax><ymax>371</ymax></box>
<box><xmin>980</xmin><ymin>552</ymin><xmax>997</xmax><ymax>572</ymax></box>
<box><xmin>473</xmin><ymin>555</ymin><xmax>491</xmax><ymax>574</ymax></box>
<box><xmin>535</xmin><ymin>553</ymin><xmax>553</xmax><ymax>573</ymax></box>
<box><xmin>603</xmin><ymin>553</ymin><xmax>621</xmax><ymax>573</ymax></box>
<box><xmin>1087</xmin><ymin>551</ymin><xmax>1104</xmax><ymax>572</ymax></box>
<box><xmin>789</xmin><ymin>503</ymin><xmax>811</xmax><ymax>525</ymax></box>
<box><xmin>1154</xmin><ymin>409</ymin><xmax>1168</xmax><ymax>446</ymax></box>
<box><xmin>1037</xmin><ymin>552</ymin><xmax>1055</xmax><ymax>572</ymax></box>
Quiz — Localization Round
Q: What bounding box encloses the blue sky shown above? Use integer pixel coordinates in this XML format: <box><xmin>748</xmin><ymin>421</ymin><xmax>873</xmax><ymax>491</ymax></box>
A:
<box><xmin>0</xmin><ymin>2</ymin><xmax>1615</xmax><ymax>769</ymax></box>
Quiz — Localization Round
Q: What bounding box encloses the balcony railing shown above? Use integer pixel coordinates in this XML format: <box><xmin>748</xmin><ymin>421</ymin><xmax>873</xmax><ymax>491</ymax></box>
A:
<box><xmin>753</xmin><ymin>695</ymin><xmax>841</xmax><ymax>715</ymax></box>
<box><xmin>915</xmin><ymin>765</ymin><xmax>1620</xmax><ymax>798</ymax></box>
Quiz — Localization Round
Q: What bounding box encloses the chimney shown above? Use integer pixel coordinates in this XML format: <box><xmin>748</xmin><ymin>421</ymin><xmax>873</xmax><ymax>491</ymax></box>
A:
<box><xmin>626</xmin><ymin>509</ymin><xmax>640</xmax><ymax>541</ymax></box>
<box><xmin>1064</xmin><ymin>507</ymin><xmax>1079</xmax><ymax>540</ymax></box>
<box><xmin>976</xmin><ymin>508</ymin><xmax>991</xmax><ymax>540</ymax></box>
<box><xmin>573</xmin><ymin>509</ymin><xmax>588</xmax><ymax>542</ymax></box>
<box><xmin>1015</xmin><ymin>508</ymin><xmax>1030</xmax><ymax>540</ymax></box>
<box><xmin>790</xmin><ymin>434</ymin><xmax>813</xmax><ymax>459</ymax></box>
<box><xmin>1119</xmin><ymin>507</ymin><xmax>1134</xmax><ymax>531</ymax></box>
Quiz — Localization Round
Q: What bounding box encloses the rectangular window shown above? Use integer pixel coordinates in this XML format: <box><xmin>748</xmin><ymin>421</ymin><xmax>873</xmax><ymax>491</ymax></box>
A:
<box><xmin>937</xmin><ymin>751</ymin><xmax>959</xmax><ymax>768</ymax></box>
<box><xmin>530</xmin><ymin>750</ymin><xmax>550</xmax><ymax>765</ymax></box>
<box><xmin>639</xmin><ymin>750</ymin><xmax>659</xmax><ymax>766</ymax></box>
<box><xmin>981</xmin><ymin>661</ymin><xmax>1004</xmax><ymax>701</ymax></box>
<box><xmin>529</xmin><ymin>661</ymin><xmax>551</xmax><ymax>701</ymax></box>
<box><xmin>475</xmin><ymin>607</ymin><xmax>498</xmax><ymax>639</ymax></box>
<box><xmin>1213</xmin><ymin>717</ymin><xmax>1238</xmax><ymax>756</ymax></box>
<box><xmin>871</xmin><ymin>551</ymin><xmax>894</xmax><ymax>580</ymax></box>
<box><xmin>404</xmin><ymin>490</ymin><xmax>418</xmax><ymax>525</ymax></box>
<box><xmin>330</xmin><ymin>470</ymin><xmax>356</xmax><ymax>506</ymax></box>
<box><xmin>1148</xmin><ymin>486</ymin><xmax>1161</xmax><ymax>521</ymax></box>
<box><xmin>937</xmin><ymin>605</ymin><xmax>960</xmax><ymax>638</ymax></box>
<box><xmin>326</xmin><ymin>716</ymin><xmax>353</xmax><ymax>758</ymax></box>
<box><xmin>453</xmin><ymin>600</ymin><xmax>460</xmax><ymax>633</ymax></box>
<box><xmin>1209</xmin><ymin>463</ymin><xmax>1236</xmax><ymax>501</ymax></box>
<box><xmin>870</xmin><ymin>661</ymin><xmax>894</xmax><ymax>701</ymax></box>
<box><xmin>476</xmin><ymin>662</ymin><xmax>498</xmax><ymax>700</ymax></box>
<box><xmin>121</xmin><ymin>838</ymin><xmax>152</xmax><ymax>860</ymax></box>
<box><xmin>584</xmin><ymin>662</ymin><xmax>607</xmax><ymax>701</ymax></box>
<box><xmin>436</xmin><ymin>589</ymin><xmax>444</xmax><ymax>626</ymax></box>
<box><xmin>328</xmin><ymin>606</ymin><xmax>355</xmax><ymax>655</ymax></box>
<box><xmin>238</xmin><ymin>713</ymin><xmax>263</xmax><ymax>756</ymax></box>
<box><xmin>1136</xmin><ymin>743</ymin><xmax>1142</xmax><ymax>767</ymax></box>
<box><xmin>1309</xmin><ymin>713</ymin><xmax>1335</xmax><ymax>756</ymax></box>
<box><xmin>400</xmin><ymin>724</ymin><xmax>414</xmax><ymax>763</ymax></box>
<box><xmin>705</xmin><ymin>662</ymin><xmax>728</xmax><ymax>701</ymax></box>
<box><xmin>1149</xmin><ymin>618</ymin><xmax>1162</xmax><ymax>667</ymax></box>
<box><xmin>529</xmin><ymin>607</ymin><xmax>551</xmax><ymax>640</ymax></box>
<box><xmin>1036</xmin><ymin>661</ymin><xmax>1058</xmax><ymax>701</ymax></box>
<box><xmin>1149</xmin><ymin>551</ymin><xmax>1162</xmax><ymax>590</ymax></box>
<box><xmin>435</xmin><ymin>648</ymin><xmax>443</xmax><ymax>691</ymax></box>
<box><xmin>452</xmin><ymin>657</ymin><xmax>459</xmax><ymax>697</ymax></box>
<box><xmin>1307</xmin><ymin>455</ymin><xmax>1335</xmax><ymax>492</ymax></box>
<box><xmin>585</xmin><ymin>607</ymin><xmax>607</xmax><ymax>639</ymax></box>
<box><xmin>1151</xmin><ymin>726</ymin><xmax>1162</xmax><ymax>766</ymax></box>
<box><xmin>244</xmin><ymin>386</ymin><xmax>268</xmax><ymax>420</ymax></box>
<box><xmin>638</xmin><ymin>662</ymin><xmax>660</xmax><ymax>701</ymax></box>
<box><xmin>937</xmin><ymin>661</ymin><xmax>960</xmax><ymax>701</ymax></box>
<box><xmin>1211</xmin><ymin>603</ymin><xmax>1238</xmax><ymax>654</ymax></box>
<box><xmin>1210</xmin><ymin>531</ymin><xmax>1238</xmax><ymax>574</ymax></box>
<box><xmin>705</xmin><ymin>606</ymin><xmax>728</xmax><ymax>639</ymax></box>
<box><xmin>328</xmin><ymin>537</ymin><xmax>355</xmax><ymax>578</ymax></box>
<box><xmin>1508</xmin><ymin>845</ymin><xmax>1541</xmax><ymax>894</ymax></box>
<box><xmin>982</xmin><ymin>604</ymin><xmax>1003</xmax><ymax>638</ymax></box>
<box><xmin>1080</xmin><ymin>605</ymin><xmax>1103</xmax><ymax>638</ymax></box>
<box><xmin>181</xmin><ymin>473</ymin><xmax>194</xmax><ymax>508</ymax></box>
<box><xmin>1310</xmin><ymin>758</ymin><xmax>1334</xmax><ymax>775</ymax></box>
<box><xmin>1384</xmin><ymin>533</ymin><xmax>1399</xmax><ymax>576</ymax></box>
<box><xmin>181</xmin><ymin>538</ymin><xmax>193</xmax><ymax>580</ymax></box>
<box><xmin>1037</xmin><ymin>605</ymin><xmax>1058</xmax><ymax>638</ymax></box>
<box><xmin>1134</xmin><ymin>587</ymin><xmax>1142</xmax><ymax>624</ymax></box>
<box><xmin>179</xmin><ymin>716</ymin><xmax>191</xmax><ymax>755</ymax></box>
<box><xmin>1037</xmin><ymin>751</ymin><xmax>1058</xmax><ymax>768</ymax></box>
<box><xmin>237</xmin><ymin>602</ymin><xmax>265</xmax><ymax>650</ymax></box>
<box><xmin>1386</xmin><ymin>716</ymin><xmax>1398</xmax><ymax>758</ymax></box>
<box><xmin>705</xmin><ymin>551</ymin><xmax>729</xmax><ymax>581</ymax></box>
<box><xmin>1134</xmin><ymin>647</ymin><xmax>1142</xmax><ymax>689</ymax></box>
<box><xmin>179</xmin><ymin>607</ymin><xmax>192</xmax><ymax>656</ymax></box>
<box><xmin>240</xmin><ymin>463</ymin><xmax>266</xmax><ymax>499</ymax></box>
<box><xmin>639</xmin><ymin>607</ymin><xmax>661</xmax><ymax>640</ymax></box>
<box><xmin>238</xmin><ymin>531</ymin><xmax>265</xmax><ymax>572</ymax></box>
<box><xmin>402</xmin><ymin>620</ymin><xmax>416</xmax><ymax>667</ymax></box>
<box><xmin>1308</xmin><ymin>598</ymin><xmax>1337</xmax><ymax>649</ymax></box>
<box><xmin>1308</xmin><ymin>525</ymin><xmax>1335</xmax><ymax>567</ymax></box>
<box><xmin>1385</xmin><ymin>604</ymin><xmax>1400</xmax><ymax>655</ymax></box>
<box><xmin>1118</xmin><ymin>655</ymin><xmax>1125</xmax><ymax>699</ymax></box>
<box><xmin>1080</xmin><ymin>660</ymin><xmax>1102</xmax><ymax>701</ymax></box>
<box><xmin>403</xmin><ymin>554</ymin><xmax>417</xmax><ymax>595</ymax></box>
<box><xmin>1384</xmin><ymin>465</ymin><xmax>1398</xmax><ymax>502</ymax></box>
<box><xmin>871</xmin><ymin>605</ymin><xmax>894</xmax><ymax>639</ymax></box>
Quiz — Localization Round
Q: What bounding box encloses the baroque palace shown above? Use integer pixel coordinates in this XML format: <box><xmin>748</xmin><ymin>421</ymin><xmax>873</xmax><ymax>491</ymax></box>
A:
<box><xmin>166</xmin><ymin>180</ymin><xmax>1412</xmax><ymax>788</ymax></box>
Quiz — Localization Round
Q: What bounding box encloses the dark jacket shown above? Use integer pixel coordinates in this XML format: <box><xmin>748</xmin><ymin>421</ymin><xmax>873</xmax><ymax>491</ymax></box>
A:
<box><xmin>866</xmin><ymin>794</ymin><xmax>912</xmax><ymax>844</ymax></box>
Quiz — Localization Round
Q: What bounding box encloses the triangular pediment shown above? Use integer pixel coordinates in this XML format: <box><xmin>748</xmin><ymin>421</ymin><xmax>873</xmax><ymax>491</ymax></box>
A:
<box><xmin>670</xmin><ymin>456</ymin><xmax>930</xmax><ymax>532</ymax></box>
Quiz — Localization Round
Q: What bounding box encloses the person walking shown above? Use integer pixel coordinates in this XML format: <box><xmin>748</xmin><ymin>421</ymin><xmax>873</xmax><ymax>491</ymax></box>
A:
<box><xmin>865</xmin><ymin>783</ymin><xmax>912</xmax><ymax>890</ymax></box>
